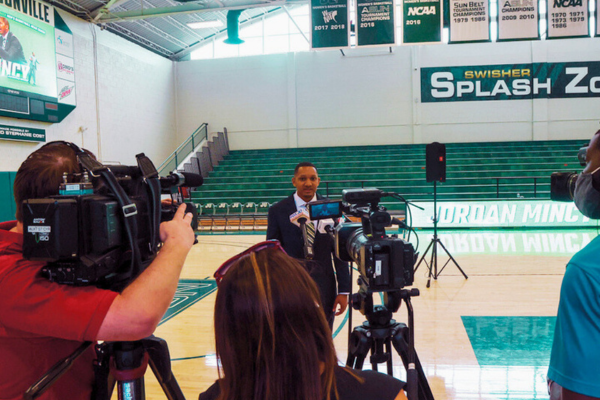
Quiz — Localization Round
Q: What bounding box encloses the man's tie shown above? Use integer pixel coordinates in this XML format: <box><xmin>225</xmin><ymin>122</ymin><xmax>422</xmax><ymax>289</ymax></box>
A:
<box><xmin>305</xmin><ymin>220</ymin><xmax>315</xmax><ymax>248</ymax></box>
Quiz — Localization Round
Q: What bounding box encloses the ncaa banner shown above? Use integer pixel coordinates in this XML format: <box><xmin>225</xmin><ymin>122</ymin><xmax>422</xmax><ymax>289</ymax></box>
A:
<box><xmin>497</xmin><ymin>0</ymin><xmax>540</xmax><ymax>41</ymax></box>
<box><xmin>310</xmin><ymin>0</ymin><xmax>350</xmax><ymax>50</ymax></box>
<box><xmin>421</xmin><ymin>61</ymin><xmax>600</xmax><ymax>102</ymax></box>
<box><xmin>448</xmin><ymin>0</ymin><xmax>490</xmax><ymax>43</ymax></box>
<box><xmin>547</xmin><ymin>0</ymin><xmax>589</xmax><ymax>39</ymax></box>
<box><xmin>356</xmin><ymin>0</ymin><xmax>396</xmax><ymax>47</ymax></box>
<box><xmin>402</xmin><ymin>0</ymin><xmax>443</xmax><ymax>44</ymax></box>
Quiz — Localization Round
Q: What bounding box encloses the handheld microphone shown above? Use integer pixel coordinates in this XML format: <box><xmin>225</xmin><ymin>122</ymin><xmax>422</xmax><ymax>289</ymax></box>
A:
<box><xmin>159</xmin><ymin>172</ymin><xmax>204</xmax><ymax>188</ymax></box>
<box><xmin>297</xmin><ymin>217</ymin><xmax>314</xmax><ymax>260</ymax></box>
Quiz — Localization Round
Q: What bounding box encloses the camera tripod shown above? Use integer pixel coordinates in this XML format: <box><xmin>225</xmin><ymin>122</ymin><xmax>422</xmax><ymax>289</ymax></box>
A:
<box><xmin>25</xmin><ymin>336</ymin><xmax>184</xmax><ymax>400</ymax></box>
<box><xmin>414</xmin><ymin>180</ymin><xmax>468</xmax><ymax>288</ymax></box>
<box><xmin>346</xmin><ymin>289</ymin><xmax>434</xmax><ymax>400</ymax></box>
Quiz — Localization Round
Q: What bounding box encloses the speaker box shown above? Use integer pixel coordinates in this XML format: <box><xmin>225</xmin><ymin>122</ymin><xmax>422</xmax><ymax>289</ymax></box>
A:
<box><xmin>426</xmin><ymin>142</ymin><xmax>446</xmax><ymax>182</ymax></box>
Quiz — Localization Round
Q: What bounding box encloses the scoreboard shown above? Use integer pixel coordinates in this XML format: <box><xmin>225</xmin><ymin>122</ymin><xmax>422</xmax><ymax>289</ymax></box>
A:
<box><xmin>0</xmin><ymin>0</ymin><xmax>75</xmax><ymax>123</ymax></box>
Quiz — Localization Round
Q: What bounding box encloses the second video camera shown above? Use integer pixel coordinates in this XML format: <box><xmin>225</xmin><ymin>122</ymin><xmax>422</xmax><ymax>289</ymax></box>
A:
<box><xmin>308</xmin><ymin>188</ymin><xmax>415</xmax><ymax>295</ymax></box>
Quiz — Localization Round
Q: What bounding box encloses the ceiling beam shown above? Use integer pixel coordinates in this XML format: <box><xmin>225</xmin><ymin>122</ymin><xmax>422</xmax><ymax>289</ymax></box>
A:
<box><xmin>97</xmin><ymin>0</ymin><xmax>306</xmax><ymax>22</ymax></box>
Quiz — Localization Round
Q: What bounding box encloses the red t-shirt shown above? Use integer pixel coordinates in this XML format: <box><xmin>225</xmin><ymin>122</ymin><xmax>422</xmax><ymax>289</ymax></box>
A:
<box><xmin>0</xmin><ymin>221</ymin><xmax>118</xmax><ymax>400</ymax></box>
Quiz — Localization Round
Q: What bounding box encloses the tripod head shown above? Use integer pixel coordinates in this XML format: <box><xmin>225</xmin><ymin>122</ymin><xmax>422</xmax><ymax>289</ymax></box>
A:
<box><xmin>351</xmin><ymin>287</ymin><xmax>420</xmax><ymax>328</ymax></box>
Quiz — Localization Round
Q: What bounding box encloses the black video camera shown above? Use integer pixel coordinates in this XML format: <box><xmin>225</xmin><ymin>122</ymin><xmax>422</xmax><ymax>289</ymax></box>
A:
<box><xmin>308</xmin><ymin>188</ymin><xmax>415</xmax><ymax>296</ymax></box>
<box><xmin>21</xmin><ymin>145</ymin><xmax>201</xmax><ymax>290</ymax></box>
<box><xmin>550</xmin><ymin>146</ymin><xmax>588</xmax><ymax>202</ymax></box>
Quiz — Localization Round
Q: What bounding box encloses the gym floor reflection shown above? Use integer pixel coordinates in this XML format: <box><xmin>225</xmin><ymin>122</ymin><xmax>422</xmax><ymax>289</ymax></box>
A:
<box><xmin>139</xmin><ymin>229</ymin><xmax>599</xmax><ymax>400</ymax></box>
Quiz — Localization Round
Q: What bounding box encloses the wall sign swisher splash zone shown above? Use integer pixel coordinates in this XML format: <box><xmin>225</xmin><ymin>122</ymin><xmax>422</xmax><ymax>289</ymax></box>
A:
<box><xmin>421</xmin><ymin>61</ymin><xmax>600</xmax><ymax>102</ymax></box>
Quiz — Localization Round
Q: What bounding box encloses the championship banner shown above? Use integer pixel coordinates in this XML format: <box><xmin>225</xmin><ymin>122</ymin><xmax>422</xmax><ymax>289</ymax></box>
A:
<box><xmin>310</xmin><ymin>0</ymin><xmax>350</xmax><ymax>50</ymax></box>
<box><xmin>402</xmin><ymin>0</ymin><xmax>443</xmax><ymax>44</ymax></box>
<box><xmin>448</xmin><ymin>0</ymin><xmax>490</xmax><ymax>43</ymax></box>
<box><xmin>356</xmin><ymin>0</ymin><xmax>396</xmax><ymax>46</ymax></box>
<box><xmin>0</xmin><ymin>124</ymin><xmax>45</xmax><ymax>142</ymax></box>
<box><xmin>497</xmin><ymin>0</ymin><xmax>540</xmax><ymax>41</ymax></box>
<box><xmin>547</xmin><ymin>0</ymin><xmax>589</xmax><ymax>39</ymax></box>
<box><xmin>421</xmin><ymin>61</ymin><xmax>600</xmax><ymax>102</ymax></box>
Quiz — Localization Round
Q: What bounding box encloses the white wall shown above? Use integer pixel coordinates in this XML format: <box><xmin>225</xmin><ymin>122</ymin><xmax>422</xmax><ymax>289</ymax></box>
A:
<box><xmin>0</xmin><ymin>9</ymin><xmax>176</xmax><ymax>171</ymax></box>
<box><xmin>176</xmin><ymin>38</ymin><xmax>600</xmax><ymax>150</ymax></box>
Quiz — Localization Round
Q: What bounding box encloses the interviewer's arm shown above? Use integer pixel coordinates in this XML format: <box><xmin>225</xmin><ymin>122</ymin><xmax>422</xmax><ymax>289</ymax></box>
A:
<box><xmin>97</xmin><ymin>203</ymin><xmax>196</xmax><ymax>341</ymax></box>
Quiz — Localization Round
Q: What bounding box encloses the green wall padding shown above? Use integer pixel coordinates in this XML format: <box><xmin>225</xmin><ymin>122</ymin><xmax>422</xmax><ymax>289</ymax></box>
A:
<box><xmin>0</xmin><ymin>172</ymin><xmax>16</xmax><ymax>222</ymax></box>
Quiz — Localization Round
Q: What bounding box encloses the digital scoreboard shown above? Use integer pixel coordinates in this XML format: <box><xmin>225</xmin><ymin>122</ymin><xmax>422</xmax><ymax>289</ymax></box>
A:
<box><xmin>0</xmin><ymin>0</ymin><xmax>75</xmax><ymax>123</ymax></box>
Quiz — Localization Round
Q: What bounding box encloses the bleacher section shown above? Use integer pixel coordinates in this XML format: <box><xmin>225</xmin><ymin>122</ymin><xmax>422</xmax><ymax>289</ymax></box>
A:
<box><xmin>190</xmin><ymin>140</ymin><xmax>588</xmax><ymax>230</ymax></box>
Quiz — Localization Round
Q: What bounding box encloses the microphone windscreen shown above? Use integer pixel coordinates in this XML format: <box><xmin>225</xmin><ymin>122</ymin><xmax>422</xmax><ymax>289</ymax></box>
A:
<box><xmin>181</xmin><ymin>172</ymin><xmax>204</xmax><ymax>187</ymax></box>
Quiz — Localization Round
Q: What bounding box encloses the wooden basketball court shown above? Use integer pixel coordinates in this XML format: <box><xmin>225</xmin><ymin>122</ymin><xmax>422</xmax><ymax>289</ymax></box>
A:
<box><xmin>136</xmin><ymin>229</ymin><xmax>591</xmax><ymax>400</ymax></box>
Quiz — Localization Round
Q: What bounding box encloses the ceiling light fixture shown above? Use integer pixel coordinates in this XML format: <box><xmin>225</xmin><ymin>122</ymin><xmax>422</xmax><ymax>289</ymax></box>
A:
<box><xmin>187</xmin><ymin>20</ymin><xmax>224</xmax><ymax>29</ymax></box>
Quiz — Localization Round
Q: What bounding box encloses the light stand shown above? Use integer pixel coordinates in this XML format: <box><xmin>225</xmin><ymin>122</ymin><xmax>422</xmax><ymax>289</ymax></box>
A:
<box><xmin>413</xmin><ymin>181</ymin><xmax>468</xmax><ymax>288</ymax></box>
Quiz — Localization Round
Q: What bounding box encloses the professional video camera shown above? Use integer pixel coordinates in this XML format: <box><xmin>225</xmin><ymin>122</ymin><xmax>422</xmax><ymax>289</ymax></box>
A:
<box><xmin>21</xmin><ymin>143</ymin><xmax>202</xmax><ymax>290</ymax></box>
<box><xmin>307</xmin><ymin>188</ymin><xmax>416</xmax><ymax>319</ymax></box>
<box><xmin>309</xmin><ymin>188</ymin><xmax>434</xmax><ymax>400</ymax></box>
<box><xmin>550</xmin><ymin>146</ymin><xmax>588</xmax><ymax>202</ymax></box>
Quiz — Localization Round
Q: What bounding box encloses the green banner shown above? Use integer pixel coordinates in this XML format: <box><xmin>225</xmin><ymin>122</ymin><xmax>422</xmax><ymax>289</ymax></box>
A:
<box><xmin>421</xmin><ymin>61</ymin><xmax>600</xmax><ymax>102</ymax></box>
<box><xmin>356</xmin><ymin>0</ymin><xmax>396</xmax><ymax>46</ymax></box>
<box><xmin>0</xmin><ymin>124</ymin><xmax>45</xmax><ymax>142</ymax></box>
<box><xmin>310</xmin><ymin>0</ymin><xmax>349</xmax><ymax>49</ymax></box>
<box><xmin>402</xmin><ymin>0</ymin><xmax>442</xmax><ymax>44</ymax></box>
<box><xmin>410</xmin><ymin>200</ymin><xmax>597</xmax><ymax>228</ymax></box>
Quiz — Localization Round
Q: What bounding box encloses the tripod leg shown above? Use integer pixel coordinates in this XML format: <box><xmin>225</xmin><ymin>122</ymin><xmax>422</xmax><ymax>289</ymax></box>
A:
<box><xmin>414</xmin><ymin>239</ymin><xmax>434</xmax><ymax>274</ymax></box>
<box><xmin>144</xmin><ymin>337</ymin><xmax>186</xmax><ymax>400</ymax></box>
<box><xmin>437</xmin><ymin>239</ymin><xmax>468</xmax><ymax>279</ymax></box>
<box><xmin>391</xmin><ymin>326</ymin><xmax>435</xmax><ymax>400</ymax></box>
<box><xmin>427</xmin><ymin>239</ymin><xmax>436</xmax><ymax>288</ymax></box>
<box><xmin>346</xmin><ymin>327</ymin><xmax>371</xmax><ymax>371</ymax></box>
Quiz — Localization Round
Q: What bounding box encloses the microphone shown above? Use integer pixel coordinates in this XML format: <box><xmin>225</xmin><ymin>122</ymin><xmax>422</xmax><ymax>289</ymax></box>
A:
<box><xmin>298</xmin><ymin>217</ymin><xmax>314</xmax><ymax>260</ymax></box>
<box><xmin>159</xmin><ymin>172</ymin><xmax>204</xmax><ymax>188</ymax></box>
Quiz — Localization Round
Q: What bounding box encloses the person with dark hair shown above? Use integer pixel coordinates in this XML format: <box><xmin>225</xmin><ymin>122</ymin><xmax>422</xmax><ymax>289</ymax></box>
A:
<box><xmin>267</xmin><ymin>162</ymin><xmax>351</xmax><ymax>327</ymax></box>
<box><xmin>547</xmin><ymin>129</ymin><xmax>600</xmax><ymax>400</ymax></box>
<box><xmin>0</xmin><ymin>17</ymin><xmax>26</xmax><ymax>64</ymax></box>
<box><xmin>200</xmin><ymin>241</ymin><xmax>407</xmax><ymax>400</ymax></box>
<box><xmin>0</xmin><ymin>142</ymin><xmax>196</xmax><ymax>399</ymax></box>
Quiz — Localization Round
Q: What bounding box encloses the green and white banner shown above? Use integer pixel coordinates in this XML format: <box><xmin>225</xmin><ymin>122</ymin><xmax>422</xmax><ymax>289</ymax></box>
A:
<box><xmin>547</xmin><ymin>0</ymin><xmax>588</xmax><ymax>39</ymax></box>
<box><xmin>421</xmin><ymin>61</ymin><xmax>600</xmax><ymax>102</ymax></box>
<box><xmin>402</xmin><ymin>0</ymin><xmax>443</xmax><ymax>44</ymax></box>
<box><xmin>497</xmin><ymin>0</ymin><xmax>540</xmax><ymax>41</ymax></box>
<box><xmin>414</xmin><ymin>230</ymin><xmax>598</xmax><ymax>256</ymax></box>
<box><xmin>409</xmin><ymin>200</ymin><xmax>596</xmax><ymax>228</ymax></box>
<box><xmin>0</xmin><ymin>124</ymin><xmax>45</xmax><ymax>142</ymax></box>
<box><xmin>448</xmin><ymin>0</ymin><xmax>490</xmax><ymax>43</ymax></box>
<box><xmin>310</xmin><ymin>0</ymin><xmax>350</xmax><ymax>50</ymax></box>
<box><xmin>356</xmin><ymin>0</ymin><xmax>396</xmax><ymax>46</ymax></box>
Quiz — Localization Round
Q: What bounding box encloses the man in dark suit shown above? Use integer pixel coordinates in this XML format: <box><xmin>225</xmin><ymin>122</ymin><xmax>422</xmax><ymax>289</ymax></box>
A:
<box><xmin>267</xmin><ymin>162</ymin><xmax>351</xmax><ymax>326</ymax></box>
<box><xmin>0</xmin><ymin>17</ymin><xmax>26</xmax><ymax>64</ymax></box>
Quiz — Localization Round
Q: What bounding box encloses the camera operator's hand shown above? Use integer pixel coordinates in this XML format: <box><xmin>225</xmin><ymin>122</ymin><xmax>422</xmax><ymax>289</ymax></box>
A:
<box><xmin>160</xmin><ymin>203</ymin><xmax>196</xmax><ymax>250</ymax></box>
<box><xmin>97</xmin><ymin>203</ymin><xmax>195</xmax><ymax>342</ymax></box>
<box><xmin>333</xmin><ymin>294</ymin><xmax>348</xmax><ymax>316</ymax></box>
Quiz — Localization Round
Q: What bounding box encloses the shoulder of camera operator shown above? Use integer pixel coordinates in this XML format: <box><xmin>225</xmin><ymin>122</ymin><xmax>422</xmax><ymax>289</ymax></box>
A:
<box><xmin>97</xmin><ymin>203</ymin><xmax>195</xmax><ymax>341</ymax></box>
<box><xmin>582</xmin><ymin>130</ymin><xmax>600</xmax><ymax>174</ymax></box>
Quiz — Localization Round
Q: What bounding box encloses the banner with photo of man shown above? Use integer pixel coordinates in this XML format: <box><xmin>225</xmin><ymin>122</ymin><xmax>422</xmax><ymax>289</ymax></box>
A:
<box><xmin>0</xmin><ymin>1</ymin><xmax>57</xmax><ymax>99</ymax></box>
<box><xmin>497</xmin><ymin>0</ymin><xmax>540</xmax><ymax>41</ymax></box>
<box><xmin>356</xmin><ymin>0</ymin><xmax>396</xmax><ymax>47</ymax></box>
<box><xmin>547</xmin><ymin>0</ymin><xmax>589</xmax><ymax>39</ymax></box>
<box><xmin>402</xmin><ymin>0</ymin><xmax>443</xmax><ymax>44</ymax></box>
<box><xmin>448</xmin><ymin>0</ymin><xmax>491</xmax><ymax>43</ymax></box>
<box><xmin>310</xmin><ymin>0</ymin><xmax>350</xmax><ymax>50</ymax></box>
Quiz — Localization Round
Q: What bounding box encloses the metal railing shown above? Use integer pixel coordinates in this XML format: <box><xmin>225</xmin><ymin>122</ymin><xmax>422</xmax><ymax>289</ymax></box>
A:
<box><xmin>490</xmin><ymin>176</ymin><xmax>548</xmax><ymax>198</ymax></box>
<box><xmin>157</xmin><ymin>123</ymin><xmax>208</xmax><ymax>177</ymax></box>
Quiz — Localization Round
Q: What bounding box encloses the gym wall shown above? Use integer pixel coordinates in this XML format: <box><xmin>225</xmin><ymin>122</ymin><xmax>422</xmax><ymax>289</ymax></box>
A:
<box><xmin>176</xmin><ymin>38</ymin><xmax>600</xmax><ymax>150</ymax></box>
